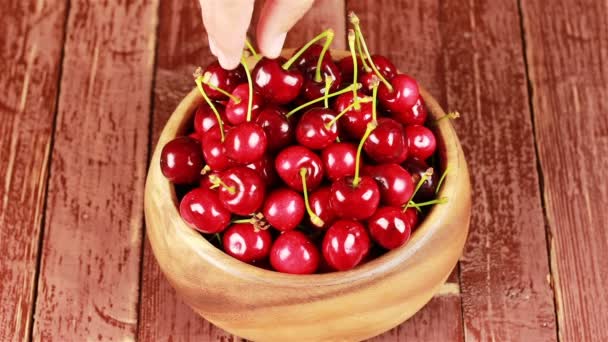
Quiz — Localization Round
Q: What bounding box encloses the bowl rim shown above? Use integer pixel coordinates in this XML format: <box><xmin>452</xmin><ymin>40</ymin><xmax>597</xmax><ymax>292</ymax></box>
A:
<box><xmin>145</xmin><ymin>49</ymin><xmax>467</xmax><ymax>287</ymax></box>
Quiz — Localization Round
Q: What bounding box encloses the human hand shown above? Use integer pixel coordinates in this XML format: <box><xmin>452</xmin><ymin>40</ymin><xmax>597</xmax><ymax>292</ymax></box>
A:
<box><xmin>198</xmin><ymin>0</ymin><xmax>315</xmax><ymax>69</ymax></box>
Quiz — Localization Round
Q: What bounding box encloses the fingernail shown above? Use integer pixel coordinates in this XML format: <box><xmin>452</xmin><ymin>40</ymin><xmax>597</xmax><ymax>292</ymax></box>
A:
<box><xmin>217</xmin><ymin>50</ymin><xmax>241</xmax><ymax>70</ymax></box>
<box><xmin>264</xmin><ymin>32</ymin><xmax>287</xmax><ymax>58</ymax></box>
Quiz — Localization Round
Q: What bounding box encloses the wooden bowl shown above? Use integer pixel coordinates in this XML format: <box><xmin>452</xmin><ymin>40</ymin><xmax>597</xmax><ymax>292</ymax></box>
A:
<box><xmin>144</xmin><ymin>50</ymin><xmax>471</xmax><ymax>341</ymax></box>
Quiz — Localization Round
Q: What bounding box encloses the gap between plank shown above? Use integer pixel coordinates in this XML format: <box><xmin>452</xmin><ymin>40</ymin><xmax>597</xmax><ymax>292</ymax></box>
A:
<box><xmin>27</xmin><ymin>0</ymin><xmax>72</xmax><ymax>340</ymax></box>
<box><xmin>515</xmin><ymin>1</ymin><xmax>561</xmax><ymax>340</ymax></box>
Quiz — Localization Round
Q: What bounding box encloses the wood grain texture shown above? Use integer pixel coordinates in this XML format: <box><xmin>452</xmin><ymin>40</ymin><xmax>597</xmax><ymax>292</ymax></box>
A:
<box><xmin>346</xmin><ymin>1</ymin><xmax>463</xmax><ymax>340</ymax></box>
<box><xmin>521</xmin><ymin>0</ymin><xmax>608</xmax><ymax>340</ymax></box>
<box><xmin>139</xmin><ymin>2</ymin><xmax>346</xmax><ymax>340</ymax></box>
<box><xmin>441</xmin><ymin>0</ymin><xmax>558</xmax><ymax>340</ymax></box>
<box><xmin>32</xmin><ymin>0</ymin><xmax>158</xmax><ymax>340</ymax></box>
<box><xmin>0</xmin><ymin>1</ymin><xmax>67</xmax><ymax>341</ymax></box>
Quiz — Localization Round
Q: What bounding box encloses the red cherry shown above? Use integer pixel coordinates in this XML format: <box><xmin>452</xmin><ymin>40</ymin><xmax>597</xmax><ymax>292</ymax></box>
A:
<box><xmin>200</xmin><ymin>62</ymin><xmax>245</xmax><ymax>100</ymax></box>
<box><xmin>403</xmin><ymin>207</ymin><xmax>420</xmax><ymax>230</ymax></box>
<box><xmin>391</xmin><ymin>97</ymin><xmax>427</xmax><ymax>126</ymax></box>
<box><xmin>333</xmin><ymin>91</ymin><xmax>374</xmax><ymax>139</ymax></box>
<box><xmin>364</xmin><ymin>118</ymin><xmax>408</xmax><ymax>164</ymax></box>
<box><xmin>322</xmin><ymin>220</ymin><xmax>370</xmax><ymax>271</ymax></box>
<box><xmin>201</xmin><ymin>126</ymin><xmax>235</xmax><ymax>171</ymax></box>
<box><xmin>402</xmin><ymin>158</ymin><xmax>438</xmax><ymax>202</ymax></box>
<box><xmin>253</xmin><ymin>57</ymin><xmax>304</xmax><ymax>105</ymax></box>
<box><xmin>225</xmin><ymin>84</ymin><xmax>264</xmax><ymax>125</ymax></box>
<box><xmin>214</xmin><ymin>167</ymin><xmax>265</xmax><ymax>216</ymax></box>
<box><xmin>179</xmin><ymin>188</ymin><xmax>231</xmax><ymax>233</ymax></box>
<box><xmin>193</xmin><ymin>103</ymin><xmax>227</xmax><ymax>134</ymax></box>
<box><xmin>321</xmin><ymin>142</ymin><xmax>358</xmax><ymax>181</ymax></box>
<box><xmin>275</xmin><ymin>146</ymin><xmax>324</xmax><ymax>192</ymax></box>
<box><xmin>199</xmin><ymin>170</ymin><xmax>219</xmax><ymax>190</ymax></box>
<box><xmin>160</xmin><ymin>137</ymin><xmax>204</xmax><ymax>184</ymax></box>
<box><xmin>293</xmin><ymin>43</ymin><xmax>333</xmax><ymax>71</ymax></box>
<box><xmin>295</xmin><ymin>107</ymin><xmax>339</xmax><ymax>150</ymax></box>
<box><xmin>404</xmin><ymin>125</ymin><xmax>436</xmax><ymax>161</ymax></box>
<box><xmin>246</xmin><ymin>154</ymin><xmax>278</xmax><ymax>187</ymax></box>
<box><xmin>270</xmin><ymin>230</ymin><xmax>319</xmax><ymax>274</ymax></box>
<box><xmin>255</xmin><ymin>106</ymin><xmax>294</xmax><ymax>151</ymax></box>
<box><xmin>263</xmin><ymin>188</ymin><xmax>305</xmax><ymax>231</ymax></box>
<box><xmin>222</xmin><ymin>223</ymin><xmax>272</xmax><ymax>263</ymax></box>
<box><xmin>329</xmin><ymin>176</ymin><xmax>380</xmax><ymax>220</ymax></box>
<box><xmin>337</xmin><ymin>56</ymin><xmax>363</xmax><ymax>84</ymax></box>
<box><xmin>378</xmin><ymin>74</ymin><xmax>420</xmax><ymax>113</ymax></box>
<box><xmin>309</xmin><ymin>187</ymin><xmax>337</xmax><ymax>229</ymax></box>
<box><xmin>360</xmin><ymin>55</ymin><xmax>397</xmax><ymax>94</ymax></box>
<box><xmin>301</xmin><ymin>60</ymin><xmax>343</xmax><ymax>101</ymax></box>
<box><xmin>368</xmin><ymin>206</ymin><xmax>412</xmax><ymax>250</ymax></box>
<box><xmin>224</xmin><ymin>122</ymin><xmax>268</xmax><ymax>164</ymax></box>
<box><xmin>363</xmin><ymin>163</ymin><xmax>414</xmax><ymax>206</ymax></box>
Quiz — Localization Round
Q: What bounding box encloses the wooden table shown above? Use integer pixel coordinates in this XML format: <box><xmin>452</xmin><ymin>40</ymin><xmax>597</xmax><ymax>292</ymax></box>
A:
<box><xmin>1</xmin><ymin>0</ymin><xmax>606</xmax><ymax>340</ymax></box>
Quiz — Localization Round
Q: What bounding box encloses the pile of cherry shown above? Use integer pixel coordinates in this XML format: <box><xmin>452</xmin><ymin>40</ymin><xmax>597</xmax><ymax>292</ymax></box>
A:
<box><xmin>160</xmin><ymin>14</ymin><xmax>450</xmax><ymax>274</ymax></box>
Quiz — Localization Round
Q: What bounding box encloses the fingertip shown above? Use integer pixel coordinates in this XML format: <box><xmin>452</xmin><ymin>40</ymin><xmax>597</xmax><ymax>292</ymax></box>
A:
<box><xmin>217</xmin><ymin>50</ymin><xmax>242</xmax><ymax>70</ymax></box>
<box><xmin>259</xmin><ymin>32</ymin><xmax>287</xmax><ymax>59</ymax></box>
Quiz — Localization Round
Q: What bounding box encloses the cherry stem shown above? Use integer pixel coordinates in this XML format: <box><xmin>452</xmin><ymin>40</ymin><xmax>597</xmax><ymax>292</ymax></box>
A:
<box><xmin>209</xmin><ymin>174</ymin><xmax>236</xmax><ymax>195</ymax></box>
<box><xmin>347</xmin><ymin>29</ymin><xmax>360</xmax><ymax>110</ymax></box>
<box><xmin>240</xmin><ymin>56</ymin><xmax>254</xmax><ymax>122</ymax></box>
<box><xmin>436</xmin><ymin>164</ymin><xmax>450</xmax><ymax>194</ymax></box>
<box><xmin>201</xmin><ymin>72</ymin><xmax>240</xmax><ymax>103</ymax></box>
<box><xmin>370</xmin><ymin>76</ymin><xmax>380</xmax><ymax>121</ymax></box>
<box><xmin>353</xmin><ymin>121</ymin><xmax>377</xmax><ymax>187</ymax></box>
<box><xmin>314</xmin><ymin>30</ymin><xmax>335</xmax><ymax>82</ymax></box>
<box><xmin>349</xmin><ymin>12</ymin><xmax>393</xmax><ymax>91</ymax></box>
<box><xmin>410</xmin><ymin>197</ymin><xmax>449</xmax><ymax>207</ymax></box>
<box><xmin>214</xmin><ymin>233</ymin><xmax>222</xmax><ymax>244</ymax></box>
<box><xmin>435</xmin><ymin>111</ymin><xmax>461</xmax><ymax>123</ymax></box>
<box><xmin>324</xmin><ymin>96</ymin><xmax>372</xmax><ymax>130</ymax></box>
<box><xmin>286</xmin><ymin>83</ymin><xmax>360</xmax><ymax>118</ymax></box>
<box><xmin>403</xmin><ymin>168</ymin><xmax>434</xmax><ymax>211</ymax></box>
<box><xmin>323</xmin><ymin>76</ymin><xmax>332</xmax><ymax>108</ymax></box>
<box><xmin>300</xmin><ymin>168</ymin><xmax>324</xmax><ymax>227</ymax></box>
<box><xmin>356</xmin><ymin>31</ymin><xmax>372</xmax><ymax>72</ymax></box>
<box><xmin>245</xmin><ymin>38</ymin><xmax>258</xmax><ymax>59</ymax></box>
<box><xmin>194</xmin><ymin>69</ymin><xmax>225</xmax><ymax>142</ymax></box>
<box><xmin>232</xmin><ymin>218</ymin><xmax>252</xmax><ymax>224</ymax></box>
<box><xmin>283</xmin><ymin>29</ymin><xmax>334</xmax><ymax>70</ymax></box>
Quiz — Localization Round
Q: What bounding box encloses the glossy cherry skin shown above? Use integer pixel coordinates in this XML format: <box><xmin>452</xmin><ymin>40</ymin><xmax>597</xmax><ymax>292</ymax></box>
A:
<box><xmin>275</xmin><ymin>146</ymin><xmax>324</xmax><ymax>192</ymax></box>
<box><xmin>402</xmin><ymin>158</ymin><xmax>438</xmax><ymax>202</ymax></box>
<box><xmin>193</xmin><ymin>103</ymin><xmax>227</xmax><ymax>134</ymax></box>
<box><xmin>270</xmin><ymin>230</ymin><xmax>319</xmax><ymax>274</ymax></box>
<box><xmin>224</xmin><ymin>122</ymin><xmax>268</xmax><ymax>164</ymax></box>
<box><xmin>201</xmin><ymin>126</ymin><xmax>235</xmax><ymax>171</ymax></box>
<box><xmin>379</xmin><ymin>74</ymin><xmax>420</xmax><ymax>113</ymax></box>
<box><xmin>222</xmin><ymin>223</ymin><xmax>272</xmax><ymax>263</ymax></box>
<box><xmin>392</xmin><ymin>97</ymin><xmax>427</xmax><ymax>126</ymax></box>
<box><xmin>253</xmin><ymin>57</ymin><xmax>304</xmax><ymax>105</ymax></box>
<box><xmin>364</xmin><ymin>118</ymin><xmax>408</xmax><ymax>164</ymax></box>
<box><xmin>403</xmin><ymin>207</ymin><xmax>420</xmax><ymax>230</ymax></box>
<box><xmin>263</xmin><ymin>188</ymin><xmax>305</xmax><ymax>231</ymax></box>
<box><xmin>255</xmin><ymin>106</ymin><xmax>293</xmax><ymax>151</ymax></box>
<box><xmin>405</xmin><ymin>124</ymin><xmax>436</xmax><ymax>161</ymax></box>
<box><xmin>360</xmin><ymin>55</ymin><xmax>397</xmax><ymax>94</ymax></box>
<box><xmin>322</xmin><ymin>220</ymin><xmax>371</xmax><ymax>271</ymax></box>
<box><xmin>337</xmin><ymin>56</ymin><xmax>363</xmax><ymax>84</ymax></box>
<box><xmin>301</xmin><ymin>60</ymin><xmax>343</xmax><ymax>101</ymax></box>
<box><xmin>321</xmin><ymin>142</ymin><xmax>358</xmax><ymax>181</ymax></box>
<box><xmin>333</xmin><ymin>91</ymin><xmax>374</xmax><ymax>139</ymax></box>
<box><xmin>225</xmin><ymin>84</ymin><xmax>264</xmax><ymax>125</ymax></box>
<box><xmin>199</xmin><ymin>170</ymin><xmax>220</xmax><ymax>190</ymax></box>
<box><xmin>160</xmin><ymin>137</ymin><xmax>204</xmax><ymax>184</ymax></box>
<box><xmin>246</xmin><ymin>154</ymin><xmax>278</xmax><ymax>187</ymax></box>
<box><xmin>329</xmin><ymin>176</ymin><xmax>380</xmax><ymax>220</ymax></box>
<box><xmin>363</xmin><ymin>163</ymin><xmax>414</xmax><ymax>206</ymax></box>
<box><xmin>201</xmin><ymin>61</ymin><xmax>246</xmax><ymax>100</ymax></box>
<box><xmin>216</xmin><ymin>166</ymin><xmax>265</xmax><ymax>216</ymax></box>
<box><xmin>293</xmin><ymin>43</ymin><xmax>333</xmax><ymax>71</ymax></box>
<box><xmin>368</xmin><ymin>206</ymin><xmax>412</xmax><ymax>250</ymax></box>
<box><xmin>308</xmin><ymin>187</ymin><xmax>336</xmax><ymax>229</ymax></box>
<box><xmin>179</xmin><ymin>188</ymin><xmax>231</xmax><ymax>234</ymax></box>
<box><xmin>295</xmin><ymin>108</ymin><xmax>338</xmax><ymax>150</ymax></box>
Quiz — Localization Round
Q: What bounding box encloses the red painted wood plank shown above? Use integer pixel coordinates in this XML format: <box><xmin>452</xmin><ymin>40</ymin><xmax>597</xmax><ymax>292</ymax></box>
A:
<box><xmin>345</xmin><ymin>1</ymin><xmax>463</xmax><ymax>340</ymax></box>
<box><xmin>0</xmin><ymin>1</ymin><xmax>67</xmax><ymax>341</ymax></box>
<box><xmin>138</xmin><ymin>1</ymin><xmax>347</xmax><ymax>341</ymax></box>
<box><xmin>521</xmin><ymin>0</ymin><xmax>608</xmax><ymax>340</ymax></box>
<box><xmin>440</xmin><ymin>0</ymin><xmax>557</xmax><ymax>340</ymax></box>
<box><xmin>32</xmin><ymin>0</ymin><xmax>158</xmax><ymax>340</ymax></box>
